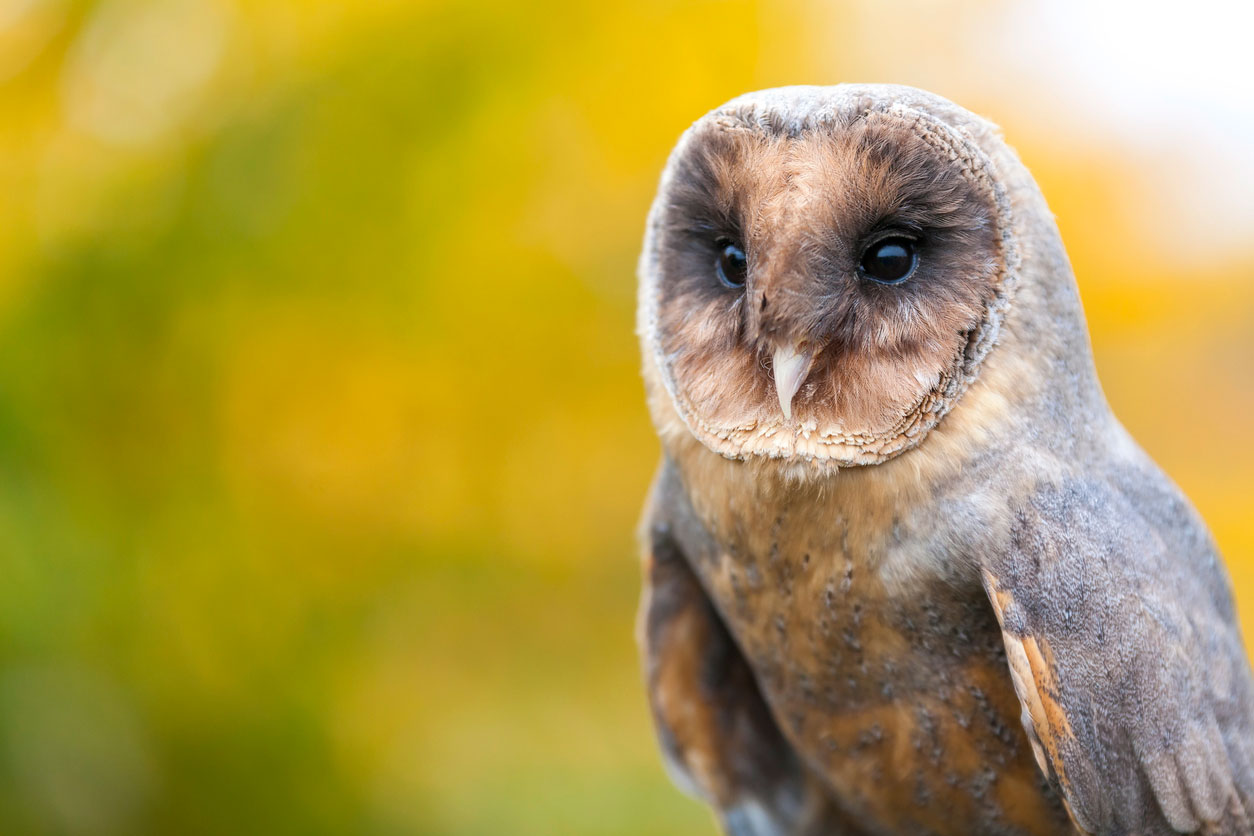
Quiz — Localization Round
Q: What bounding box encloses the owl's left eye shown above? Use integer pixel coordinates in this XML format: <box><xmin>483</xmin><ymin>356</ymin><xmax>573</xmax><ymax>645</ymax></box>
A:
<box><xmin>715</xmin><ymin>241</ymin><xmax>748</xmax><ymax>288</ymax></box>
<box><xmin>859</xmin><ymin>236</ymin><xmax>917</xmax><ymax>284</ymax></box>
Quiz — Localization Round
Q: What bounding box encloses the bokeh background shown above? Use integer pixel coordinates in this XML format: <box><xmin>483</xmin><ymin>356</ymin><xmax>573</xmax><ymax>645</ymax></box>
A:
<box><xmin>0</xmin><ymin>0</ymin><xmax>1251</xmax><ymax>833</ymax></box>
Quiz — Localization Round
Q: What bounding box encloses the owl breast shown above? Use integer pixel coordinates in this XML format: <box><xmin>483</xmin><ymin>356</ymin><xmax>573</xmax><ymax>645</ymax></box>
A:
<box><xmin>672</xmin><ymin>456</ymin><xmax>1072</xmax><ymax>835</ymax></box>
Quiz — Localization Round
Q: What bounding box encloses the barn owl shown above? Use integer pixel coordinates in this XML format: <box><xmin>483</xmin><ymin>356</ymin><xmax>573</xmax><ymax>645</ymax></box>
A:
<box><xmin>636</xmin><ymin>85</ymin><xmax>1254</xmax><ymax>835</ymax></box>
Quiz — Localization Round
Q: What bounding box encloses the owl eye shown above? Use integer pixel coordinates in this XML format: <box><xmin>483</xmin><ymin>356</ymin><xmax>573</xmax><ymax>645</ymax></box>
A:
<box><xmin>859</xmin><ymin>237</ymin><xmax>917</xmax><ymax>284</ymax></box>
<box><xmin>715</xmin><ymin>241</ymin><xmax>748</xmax><ymax>288</ymax></box>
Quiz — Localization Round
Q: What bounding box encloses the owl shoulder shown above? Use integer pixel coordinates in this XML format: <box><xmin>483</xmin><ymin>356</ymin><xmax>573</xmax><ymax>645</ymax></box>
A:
<box><xmin>981</xmin><ymin>468</ymin><xmax>1254</xmax><ymax>834</ymax></box>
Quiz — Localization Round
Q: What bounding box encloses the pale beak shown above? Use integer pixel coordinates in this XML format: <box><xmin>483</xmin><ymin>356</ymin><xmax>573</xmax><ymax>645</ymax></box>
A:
<box><xmin>772</xmin><ymin>342</ymin><xmax>814</xmax><ymax>420</ymax></box>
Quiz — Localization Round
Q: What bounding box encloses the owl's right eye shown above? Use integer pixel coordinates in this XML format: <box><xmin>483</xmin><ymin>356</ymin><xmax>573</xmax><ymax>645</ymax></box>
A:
<box><xmin>715</xmin><ymin>241</ymin><xmax>748</xmax><ymax>288</ymax></box>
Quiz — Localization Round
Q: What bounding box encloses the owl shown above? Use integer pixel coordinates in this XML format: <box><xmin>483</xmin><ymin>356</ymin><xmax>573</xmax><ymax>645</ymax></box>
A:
<box><xmin>636</xmin><ymin>85</ymin><xmax>1254</xmax><ymax>836</ymax></box>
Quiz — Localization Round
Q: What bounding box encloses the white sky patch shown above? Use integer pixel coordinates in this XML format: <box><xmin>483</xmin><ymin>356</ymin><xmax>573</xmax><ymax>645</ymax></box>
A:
<box><xmin>991</xmin><ymin>0</ymin><xmax>1254</xmax><ymax>262</ymax></box>
<box><xmin>61</xmin><ymin>0</ymin><xmax>233</xmax><ymax>147</ymax></box>
<box><xmin>803</xmin><ymin>0</ymin><xmax>1254</xmax><ymax>269</ymax></box>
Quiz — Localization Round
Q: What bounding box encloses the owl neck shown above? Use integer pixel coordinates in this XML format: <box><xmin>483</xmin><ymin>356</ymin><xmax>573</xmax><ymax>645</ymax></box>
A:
<box><xmin>661</xmin><ymin>304</ymin><xmax>1118</xmax><ymax>566</ymax></box>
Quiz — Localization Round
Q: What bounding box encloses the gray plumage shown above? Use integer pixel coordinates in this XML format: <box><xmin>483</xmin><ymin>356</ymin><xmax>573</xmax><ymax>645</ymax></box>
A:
<box><xmin>636</xmin><ymin>84</ymin><xmax>1254</xmax><ymax>835</ymax></box>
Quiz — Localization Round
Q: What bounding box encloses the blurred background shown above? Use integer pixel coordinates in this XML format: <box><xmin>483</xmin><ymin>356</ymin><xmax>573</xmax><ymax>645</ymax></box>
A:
<box><xmin>0</xmin><ymin>0</ymin><xmax>1250</xmax><ymax>833</ymax></box>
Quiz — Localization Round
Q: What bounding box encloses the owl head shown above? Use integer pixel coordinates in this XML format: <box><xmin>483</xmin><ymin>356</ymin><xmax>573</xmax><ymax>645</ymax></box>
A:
<box><xmin>638</xmin><ymin>85</ymin><xmax>1042</xmax><ymax>471</ymax></box>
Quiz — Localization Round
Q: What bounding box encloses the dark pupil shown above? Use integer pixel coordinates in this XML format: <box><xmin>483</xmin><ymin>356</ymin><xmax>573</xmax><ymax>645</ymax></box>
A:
<box><xmin>861</xmin><ymin>239</ymin><xmax>916</xmax><ymax>283</ymax></box>
<box><xmin>716</xmin><ymin>242</ymin><xmax>748</xmax><ymax>287</ymax></box>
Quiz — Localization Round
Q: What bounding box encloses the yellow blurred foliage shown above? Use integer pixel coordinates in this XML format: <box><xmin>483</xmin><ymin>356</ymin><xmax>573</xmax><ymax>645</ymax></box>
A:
<box><xmin>0</xmin><ymin>0</ymin><xmax>1248</xmax><ymax>834</ymax></box>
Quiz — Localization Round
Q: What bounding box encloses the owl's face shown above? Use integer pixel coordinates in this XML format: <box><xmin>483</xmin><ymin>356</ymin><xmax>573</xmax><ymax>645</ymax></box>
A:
<box><xmin>641</xmin><ymin>91</ymin><xmax>1015</xmax><ymax>467</ymax></box>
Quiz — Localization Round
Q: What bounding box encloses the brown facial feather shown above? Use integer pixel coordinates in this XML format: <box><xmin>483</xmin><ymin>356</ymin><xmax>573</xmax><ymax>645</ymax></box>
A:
<box><xmin>649</xmin><ymin>108</ymin><xmax>1007</xmax><ymax>465</ymax></box>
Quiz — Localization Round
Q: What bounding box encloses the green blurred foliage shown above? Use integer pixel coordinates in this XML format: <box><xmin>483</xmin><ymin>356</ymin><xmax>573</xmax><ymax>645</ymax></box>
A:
<box><xmin>0</xmin><ymin>0</ymin><xmax>1249</xmax><ymax>834</ymax></box>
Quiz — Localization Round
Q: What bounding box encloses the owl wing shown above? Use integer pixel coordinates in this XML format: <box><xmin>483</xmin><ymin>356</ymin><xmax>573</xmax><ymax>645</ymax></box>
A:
<box><xmin>981</xmin><ymin>476</ymin><xmax>1254</xmax><ymax>835</ymax></box>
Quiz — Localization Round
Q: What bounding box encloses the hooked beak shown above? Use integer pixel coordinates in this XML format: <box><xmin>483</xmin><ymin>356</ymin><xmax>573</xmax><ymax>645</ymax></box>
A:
<box><xmin>771</xmin><ymin>342</ymin><xmax>814</xmax><ymax>420</ymax></box>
